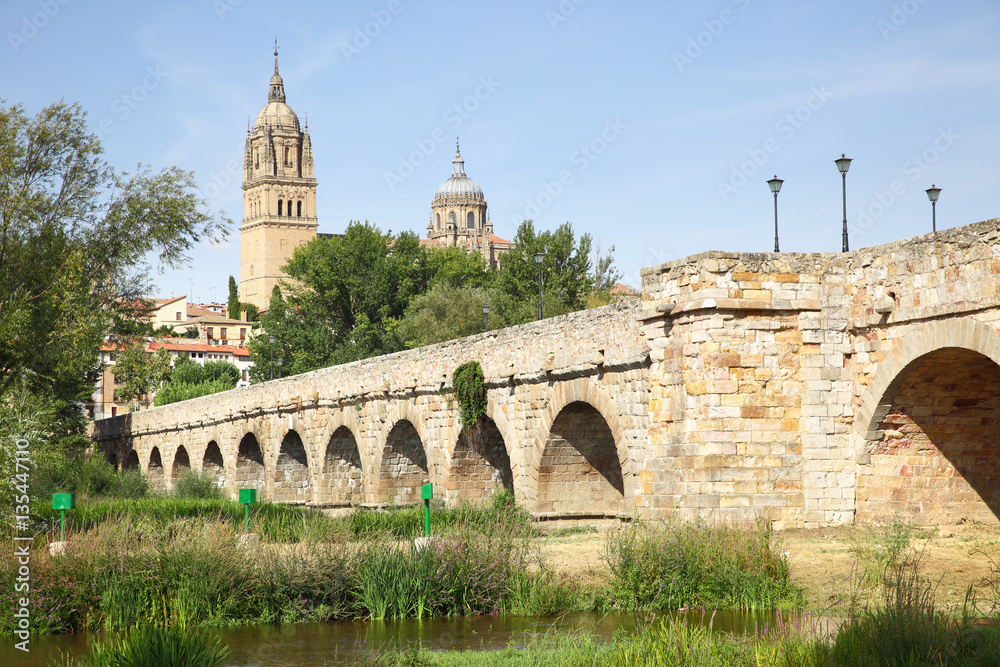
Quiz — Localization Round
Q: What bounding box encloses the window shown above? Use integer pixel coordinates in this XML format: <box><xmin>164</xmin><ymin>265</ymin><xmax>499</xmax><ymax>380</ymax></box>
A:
<box><xmin>240</xmin><ymin>328</ymin><xmax>246</xmax><ymax>340</ymax></box>
<box><xmin>221</xmin><ymin>328</ymin><xmax>227</xmax><ymax>340</ymax></box>
<box><xmin>287</xmin><ymin>200</ymin><xmax>293</xmax><ymax>215</ymax></box>
<box><xmin>449</xmin><ymin>211</ymin><xmax>456</xmax><ymax>226</ymax></box>
<box><xmin>467</xmin><ymin>211</ymin><xmax>475</xmax><ymax>228</ymax></box>
<box><xmin>109</xmin><ymin>353</ymin><xmax>116</xmax><ymax>362</ymax></box>
<box><xmin>436</xmin><ymin>213</ymin><xmax>440</xmax><ymax>229</ymax></box>
<box><xmin>207</xmin><ymin>327</ymin><xmax>214</xmax><ymax>339</ymax></box>
<box><xmin>111</xmin><ymin>407</ymin><xmax>117</xmax><ymax>417</ymax></box>
<box><xmin>297</xmin><ymin>201</ymin><xmax>302</xmax><ymax>217</ymax></box>
<box><xmin>277</xmin><ymin>200</ymin><xmax>283</xmax><ymax>216</ymax></box>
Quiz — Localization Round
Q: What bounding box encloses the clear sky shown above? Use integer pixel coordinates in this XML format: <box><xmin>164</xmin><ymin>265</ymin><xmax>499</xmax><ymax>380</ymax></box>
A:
<box><xmin>4</xmin><ymin>0</ymin><xmax>998</xmax><ymax>301</ymax></box>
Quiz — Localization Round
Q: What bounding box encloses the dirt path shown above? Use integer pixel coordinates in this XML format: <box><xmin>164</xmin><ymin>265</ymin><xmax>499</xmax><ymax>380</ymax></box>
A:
<box><xmin>534</xmin><ymin>521</ymin><xmax>1000</xmax><ymax>612</ymax></box>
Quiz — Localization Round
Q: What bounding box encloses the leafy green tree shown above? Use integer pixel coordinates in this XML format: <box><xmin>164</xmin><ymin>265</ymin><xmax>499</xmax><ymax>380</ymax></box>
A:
<box><xmin>241</xmin><ymin>302</ymin><xmax>259</xmax><ymax>323</ymax></box>
<box><xmin>227</xmin><ymin>275</ymin><xmax>241</xmax><ymax>321</ymax></box>
<box><xmin>0</xmin><ymin>99</ymin><xmax>229</xmax><ymax>427</ymax></box>
<box><xmin>113</xmin><ymin>341</ymin><xmax>172</xmax><ymax>410</ymax></box>
<box><xmin>249</xmin><ymin>221</ymin><xmax>434</xmax><ymax>379</ymax></box>
<box><xmin>154</xmin><ymin>356</ymin><xmax>240</xmax><ymax>407</ymax></box>
<box><xmin>397</xmin><ymin>284</ymin><xmax>495</xmax><ymax>348</ymax></box>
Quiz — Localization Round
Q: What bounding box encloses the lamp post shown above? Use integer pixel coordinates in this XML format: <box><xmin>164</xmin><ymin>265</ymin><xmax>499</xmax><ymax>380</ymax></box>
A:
<box><xmin>482</xmin><ymin>304</ymin><xmax>490</xmax><ymax>333</ymax></box>
<box><xmin>835</xmin><ymin>154</ymin><xmax>852</xmax><ymax>252</ymax></box>
<box><xmin>925</xmin><ymin>184</ymin><xmax>941</xmax><ymax>232</ymax></box>
<box><xmin>534</xmin><ymin>251</ymin><xmax>545</xmax><ymax>321</ymax></box>
<box><xmin>268</xmin><ymin>336</ymin><xmax>274</xmax><ymax>380</ymax></box>
<box><xmin>767</xmin><ymin>175</ymin><xmax>784</xmax><ymax>252</ymax></box>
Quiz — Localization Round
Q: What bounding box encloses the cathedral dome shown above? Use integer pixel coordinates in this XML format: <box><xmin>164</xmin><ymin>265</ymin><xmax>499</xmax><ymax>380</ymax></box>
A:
<box><xmin>435</xmin><ymin>147</ymin><xmax>484</xmax><ymax>199</ymax></box>
<box><xmin>255</xmin><ymin>101</ymin><xmax>300</xmax><ymax>130</ymax></box>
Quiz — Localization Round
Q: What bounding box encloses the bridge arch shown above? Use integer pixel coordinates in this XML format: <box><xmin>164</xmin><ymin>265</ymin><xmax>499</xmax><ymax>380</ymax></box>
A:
<box><xmin>123</xmin><ymin>449</ymin><xmax>140</xmax><ymax>472</ymax></box>
<box><xmin>147</xmin><ymin>446</ymin><xmax>165</xmax><ymax>490</ymax></box>
<box><xmin>201</xmin><ymin>439</ymin><xmax>226</xmax><ymax>488</ymax></box>
<box><xmin>447</xmin><ymin>410</ymin><xmax>514</xmax><ymax>505</ymax></box>
<box><xmin>856</xmin><ymin>319</ymin><xmax>1000</xmax><ymax>524</ymax></box>
<box><xmin>528</xmin><ymin>377</ymin><xmax>633</xmax><ymax>516</ymax></box>
<box><xmin>319</xmin><ymin>409</ymin><xmax>364</xmax><ymax>506</ymax></box>
<box><xmin>171</xmin><ymin>445</ymin><xmax>191</xmax><ymax>485</ymax></box>
<box><xmin>273</xmin><ymin>429</ymin><xmax>311</xmax><ymax>504</ymax></box>
<box><xmin>235</xmin><ymin>429</ymin><xmax>266</xmax><ymax>499</ymax></box>
<box><xmin>375</xmin><ymin>401</ymin><xmax>432</xmax><ymax>505</ymax></box>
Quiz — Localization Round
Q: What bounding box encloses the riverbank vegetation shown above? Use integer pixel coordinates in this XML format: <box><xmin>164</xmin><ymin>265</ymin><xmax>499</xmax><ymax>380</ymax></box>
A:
<box><xmin>1</xmin><ymin>491</ymin><xmax>800</xmax><ymax>636</ymax></box>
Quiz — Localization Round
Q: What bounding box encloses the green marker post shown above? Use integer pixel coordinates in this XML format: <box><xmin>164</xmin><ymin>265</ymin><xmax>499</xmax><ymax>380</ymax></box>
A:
<box><xmin>52</xmin><ymin>493</ymin><xmax>75</xmax><ymax>541</ymax></box>
<box><xmin>420</xmin><ymin>483</ymin><xmax>433</xmax><ymax>537</ymax></box>
<box><xmin>238</xmin><ymin>488</ymin><xmax>256</xmax><ymax>532</ymax></box>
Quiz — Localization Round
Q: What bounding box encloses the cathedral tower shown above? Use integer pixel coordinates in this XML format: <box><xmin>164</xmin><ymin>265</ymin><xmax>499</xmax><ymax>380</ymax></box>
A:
<box><xmin>239</xmin><ymin>48</ymin><xmax>318</xmax><ymax>311</ymax></box>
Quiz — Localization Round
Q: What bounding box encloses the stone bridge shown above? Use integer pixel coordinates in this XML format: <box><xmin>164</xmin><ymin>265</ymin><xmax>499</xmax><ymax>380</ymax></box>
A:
<box><xmin>92</xmin><ymin>218</ymin><xmax>1000</xmax><ymax>528</ymax></box>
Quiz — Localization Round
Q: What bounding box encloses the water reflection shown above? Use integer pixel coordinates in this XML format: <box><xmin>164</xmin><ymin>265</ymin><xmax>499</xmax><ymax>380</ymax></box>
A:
<box><xmin>2</xmin><ymin>610</ymin><xmax>799</xmax><ymax>667</ymax></box>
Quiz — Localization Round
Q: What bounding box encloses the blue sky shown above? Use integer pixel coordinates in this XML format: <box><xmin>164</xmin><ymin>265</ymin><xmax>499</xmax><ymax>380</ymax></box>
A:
<box><xmin>4</xmin><ymin>0</ymin><xmax>998</xmax><ymax>300</ymax></box>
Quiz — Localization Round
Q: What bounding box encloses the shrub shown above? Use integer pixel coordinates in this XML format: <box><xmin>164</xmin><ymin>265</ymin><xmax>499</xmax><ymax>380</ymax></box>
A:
<box><xmin>172</xmin><ymin>469</ymin><xmax>222</xmax><ymax>500</ymax></box>
<box><xmin>605</xmin><ymin>517</ymin><xmax>802</xmax><ymax>611</ymax></box>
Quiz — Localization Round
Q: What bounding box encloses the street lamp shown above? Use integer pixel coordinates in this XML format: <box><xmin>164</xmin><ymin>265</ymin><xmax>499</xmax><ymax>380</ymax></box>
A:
<box><xmin>277</xmin><ymin>358</ymin><xmax>283</xmax><ymax>379</ymax></box>
<box><xmin>482</xmin><ymin>304</ymin><xmax>491</xmax><ymax>333</ymax></box>
<box><xmin>268</xmin><ymin>336</ymin><xmax>275</xmax><ymax>380</ymax></box>
<box><xmin>835</xmin><ymin>154</ymin><xmax>852</xmax><ymax>252</ymax></box>
<box><xmin>767</xmin><ymin>175</ymin><xmax>784</xmax><ymax>252</ymax></box>
<box><xmin>534</xmin><ymin>252</ymin><xmax>545</xmax><ymax>321</ymax></box>
<box><xmin>925</xmin><ymin>184</ymin><xmax>941</xmax><ymax>232</ymax></box>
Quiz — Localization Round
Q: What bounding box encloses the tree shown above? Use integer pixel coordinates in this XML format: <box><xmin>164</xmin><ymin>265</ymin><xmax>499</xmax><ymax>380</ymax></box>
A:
<box><xmin>154</xmin><ymin>356</ymin><xmax>240</xmax><ymax>407</ymax></box>
<box><xmin>249</xmin><ymin>221</ymin><xmax>433</xmax><ymax>379</ymax></box>
<box><xmin>113</xmin><ymin>341</ymin><xmax>172</xmax><ymax>410</ymax></box>
<box><xmin>0</xmin><ymin>100</ymin><xmax>230</xmax><ymax>414</ymax></box>
<box><xmin>227</xmin><ymin>275</ymin><xmax>241</xmax><ymax>321</ymax></box>
<box><xmin>397</xmin><ymin>284</ymin><xmax>494</xmax><ymax>348</ymax></box>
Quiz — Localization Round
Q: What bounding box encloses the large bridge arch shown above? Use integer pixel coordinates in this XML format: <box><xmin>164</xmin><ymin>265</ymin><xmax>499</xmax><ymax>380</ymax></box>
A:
<box><xmin>374</xmin><ymin>401</ymin><xmax>435</xmax><ymax>505</ymax></box>
<box><xmin>855</xmin><ymin>319</ymin><xmax>1000</xmax><ymax>524</ymax></box>
<box><xmin>318</xmin><ymin>409</ymin><xmax>365</xmax><ymax>506</ymax></box>
<box><xmin>235</xmin><ymin>426</ymin><xmax>266</xmax><ymax>499</ymax></box>
<box><xmin>527</xmin><ymin>377</ymin><xmax>634</xmax><ymax>516</ymax></box>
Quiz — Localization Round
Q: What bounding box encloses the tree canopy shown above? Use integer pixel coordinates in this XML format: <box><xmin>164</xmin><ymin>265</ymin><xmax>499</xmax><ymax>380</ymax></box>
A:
<box><xmin>249</xmin><ymin>218</ymin><xmax>623</xmax><ymax>377</ymax></box>
<box><xmin>0</xmin><ymin>99</ymin><xmax>230</xmax><ymax>444</ymax></box>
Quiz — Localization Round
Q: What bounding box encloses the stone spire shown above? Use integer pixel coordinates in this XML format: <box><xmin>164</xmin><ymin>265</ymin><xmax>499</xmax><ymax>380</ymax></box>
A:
<box><xmin>269</xmin><ymin>41</ymin><xmax>286</xmax><ymax>103</ymax></box>
<box><xmin>452</xmin><ymin>138</ymin><xmax>466</xmax><ymax>178</ymax></box>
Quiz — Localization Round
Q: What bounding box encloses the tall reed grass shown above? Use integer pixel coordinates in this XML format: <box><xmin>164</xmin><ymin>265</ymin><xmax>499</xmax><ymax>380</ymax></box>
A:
<box><xmin>604</xmin><ymin>517</ymin><xmax>803</xmax><ymax>611</ymax></box>
<box><xmin>49</xmin><ymin>626</ymin><xmax>236</xmax><ymax>667</ymax></box>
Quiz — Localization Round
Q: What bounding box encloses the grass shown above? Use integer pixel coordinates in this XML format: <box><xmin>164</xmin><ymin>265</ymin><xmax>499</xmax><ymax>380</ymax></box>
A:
<box><xmin>48</xmin><ymin>626</ymin><xmax>237</xmax><ymax>667</ymax></box>
<box><xmin>604</xmin><ymin>516</ymin><xmax>803</xmax><ymax>611</ymax></box>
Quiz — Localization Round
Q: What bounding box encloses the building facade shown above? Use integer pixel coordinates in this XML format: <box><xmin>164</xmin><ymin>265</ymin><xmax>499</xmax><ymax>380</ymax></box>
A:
<box><xmin>424</xmin><ymin>143</ymin><xmax>512</xmax><ymax>268</ymax></box>
<box><xmin>239</xmin><ymin>50</ymin><xmax>318</xmax><ymax>311</ymax></box>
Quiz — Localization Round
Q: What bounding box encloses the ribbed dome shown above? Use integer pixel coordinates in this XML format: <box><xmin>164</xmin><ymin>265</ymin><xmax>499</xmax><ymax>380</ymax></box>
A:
<box><xmin>255</xmin><ymin>101</ymin><xmax>299</xmax><ymax>130</ymax></box>
<box><xmin>435</xmin><ymin>148</ymin><xmax>484</xmax><ymax>198</ymax></box>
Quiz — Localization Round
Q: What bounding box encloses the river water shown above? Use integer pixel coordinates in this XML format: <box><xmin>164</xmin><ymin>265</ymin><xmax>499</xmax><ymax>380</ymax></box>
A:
<box><xmin>3</xmin><ymin>610</ymin><xmax>791</xmax><ymax>666</ymax></box>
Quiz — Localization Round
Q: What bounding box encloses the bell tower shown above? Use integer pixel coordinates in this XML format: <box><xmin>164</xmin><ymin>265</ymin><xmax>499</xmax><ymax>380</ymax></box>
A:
<box><xmin>239</xmin><ymin>45</ymin><xmax>318</xmax><ymax>311</ymax></box>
